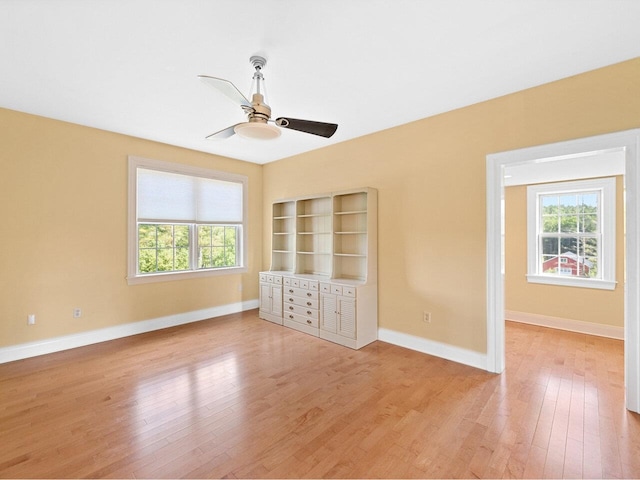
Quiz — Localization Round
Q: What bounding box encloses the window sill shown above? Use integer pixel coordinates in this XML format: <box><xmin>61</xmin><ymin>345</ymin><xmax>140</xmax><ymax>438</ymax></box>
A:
<box><xmin>526</xmin><ymin>274</ymin><xmax>617</xmax><ymax>291</ymax></box>
<box><xmin>127</xmin><ymin>266</ymin><xmax>248</xmax><ymax>285</ymax></box>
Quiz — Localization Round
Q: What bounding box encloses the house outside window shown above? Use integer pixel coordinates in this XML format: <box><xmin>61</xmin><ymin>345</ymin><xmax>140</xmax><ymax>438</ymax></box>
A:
<box><xmin>127</xmin><ymin>156</ymin><xmax>248</xmax><ymax>284</ymax></box>
<box><xmin>526</xmin><ymin>177</ymin><xmax>616</xmax><ymax>290</ymax></box>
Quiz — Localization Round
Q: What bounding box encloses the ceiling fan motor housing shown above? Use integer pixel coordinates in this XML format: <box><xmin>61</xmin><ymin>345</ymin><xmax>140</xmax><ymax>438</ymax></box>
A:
<box><xmin>248</xmin><ymin>93</ymin><xmax>271</xmax><ymax>124</ymax></box>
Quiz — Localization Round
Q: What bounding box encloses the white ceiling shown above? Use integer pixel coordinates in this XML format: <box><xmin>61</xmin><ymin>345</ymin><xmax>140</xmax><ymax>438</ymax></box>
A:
<box><xmin>2</xmin><ymin>0</ymin><xmax>640</xmax><ymax>165</ymax></box>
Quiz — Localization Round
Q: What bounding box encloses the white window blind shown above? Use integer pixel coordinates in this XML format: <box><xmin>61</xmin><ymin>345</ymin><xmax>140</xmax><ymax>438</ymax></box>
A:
<box><xmin>137</xmin><ymin>168</ymin><xmax>243</xmax><ymax>223</ymax></box>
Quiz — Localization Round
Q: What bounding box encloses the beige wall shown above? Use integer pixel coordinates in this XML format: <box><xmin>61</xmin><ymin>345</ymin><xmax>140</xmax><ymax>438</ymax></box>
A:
<box><xmin>2</xmin><ymin>58</ymin><xmax>639</xmax><ymax>354</ymax></box>
<box><xmin>0</xmin><ymin>108</ymin><xmax>262</xmax><ymax>348</ymax></box>
<box><xmin>505</xmin><ymin>178</ymin><xmax>624</xmax><ymax>327</ymax></box>
<box><xmin>263</xmin><ymin>58</ymin><xmax>640</xmax><ymax>353</ymax></box>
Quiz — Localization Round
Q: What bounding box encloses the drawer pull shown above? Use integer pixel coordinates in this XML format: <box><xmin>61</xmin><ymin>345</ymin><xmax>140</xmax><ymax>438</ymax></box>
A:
<box><xmin>307</xmin><ymin>301</ymin><xmax>312</xmax><ymax>306</ymax></box>
<box><xmin>289</xmin><ymin>306</ymin><xmax>294</xmax><ymax>310</ymax></box>
<box><xmin>306</xmin><ymin>310</ymin><xmax>312</xmax><ymax>315</ymax></box>
<box><xmin>289</xmin><ymin>314</ymin><xmax>294</xmax><ymax>319</ymax></box>
<box><xmin>307</xmin><ymin>292</ymin><xmax>312</xmax><ymax>297</ymax></box>
<box><xmin>289</xmin><ymin>298</ymin><xmax>294</xmax><ymax>302</ymax></box>
<box><xmin>306</xmin><ymin>319</ymin><xmax>312</xmax><ymax>325</ymax></box>
<box><xmin>289</xmin><ymin>289</ymin><xmax>294</xmax><ymax>293</ymax></box>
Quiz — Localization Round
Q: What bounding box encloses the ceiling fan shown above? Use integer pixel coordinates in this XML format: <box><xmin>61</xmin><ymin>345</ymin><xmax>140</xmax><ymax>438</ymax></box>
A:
<box><xmin>198</xmin><ymin>56</ymin><xmax>338</xmax><ymax>141</ymax></box>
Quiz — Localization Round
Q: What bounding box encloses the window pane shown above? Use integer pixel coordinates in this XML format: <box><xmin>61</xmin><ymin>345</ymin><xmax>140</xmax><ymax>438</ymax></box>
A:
<box><xmin>195</xmin><ymin>224</ymin><xmax>239</xmax><ymax>269</ymax></box>
<box><xmin>138</xmin><ymin>224</ymin><xmax>156</xmax><ymax>248</ymax></box>
<box><xmin>138</xmin><ymin>223</ymin><xmax>191</xmax><ymax>274</ymax></box>
<box><xmin>212</xmin><ymin>246</ymin><xmax>225</xmax><ymax>267</ymax></box>
<box><xmin>541</xmin><ymin>195</ymin><xmax>558</xmax><ymax>233</ymax></box>
<box><xmin>157</xmin><ymin>225</ymin><xmax>173</xmax><ymax>248</ymax></box>
<box><xmin>199</xmin><ymin>247</ymin><xmax>212</xmax><ymax>268</ymax></box>
<box><xmin>139</xmin><ymin>249</ymin><xmax>156</xmax><ymax>273</ymax></box>
<box><xmin>560</xmin><ymin>237</ymin><xmax>578</xmax><ymax>255</ymax></box>
<box><xmin>198</xmin><ymin>225</ymin><xmax>211</xmax><ymax>246</ymax></box>
<box><xmin>559</xmin><ymin>194</ymin><xmax>577</xmax><ymax>209</ymax></box>
<box><xmin>582</xmin><ymin>237</ymin><xmax>599</xmax><ymax>278</ymax></box>
<box><xmin>157</xmin><ymin>248</ymin><xmax>174</xmax><ymax>271</ymax></box>
<box><xmin>175</xmin><ymin>248</ymin><xmax>190</xmax><ymax>270</ymax></box>
<box><xmin>212</xmin><ymin>226</ymin><xmax>224</xmax><ymax>246</ymax></box>
<box><xmin>580</xmin><ymin>192</ymin><xmax>598</xmax><ymax>211</ymax></box>
<box><xmin>580</xmin><ymin>213</ymin><xmax>598</xmax><ymax>233</ymax></box>
<box><xmin>541</xmin><ymin>237</ymin><xmax>558</xmax><ymax>255</ymax></box>
<box><xmin>175</xmin><ymin>225</ymin><xmax>190</xmax><ymax>248</ymax></box>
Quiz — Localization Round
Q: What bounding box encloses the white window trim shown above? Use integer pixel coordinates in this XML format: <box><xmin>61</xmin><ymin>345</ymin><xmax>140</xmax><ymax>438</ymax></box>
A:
<box><xmin>127</xmin><ymin>156</ymin><xmax>248</xmax><ymax>285</ymax></box>
<box><xmin>526</xmin><ymin>177</ymin><xmax>616</xmax><ymax>290</ymax></box>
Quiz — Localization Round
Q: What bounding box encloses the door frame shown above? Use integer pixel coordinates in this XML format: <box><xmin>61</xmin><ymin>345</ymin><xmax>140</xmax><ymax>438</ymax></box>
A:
<box><xmin>486</xmin><ymin>129</ymin><xmax>640</xmax><ymax>413</ymax></box>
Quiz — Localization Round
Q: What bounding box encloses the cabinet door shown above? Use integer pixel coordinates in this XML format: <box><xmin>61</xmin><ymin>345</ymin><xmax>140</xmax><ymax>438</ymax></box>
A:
<box><xmin>338</xmin><ymin>297</ymin><xmax>356</xmax><ymax>339</ymax></box>
<box><xmin>259</xmin><ymin>283</ymin><xmax>272</xmax><ymax>313</ymax></box>
<box><xmin>320</xmin><ymin>293</ymin><xmax>337</xmax><ymax>333</ymax></box>
<box><xmin>271</xmin><ymin>285</ymin><xmax>283</xmax><ymax>316</ymax></box>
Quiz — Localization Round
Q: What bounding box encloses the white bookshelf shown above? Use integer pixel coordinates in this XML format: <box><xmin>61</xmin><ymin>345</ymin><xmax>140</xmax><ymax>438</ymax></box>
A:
<box><xmin>261</xmin><ymin>187</ymin><xmax>378</xmax><ymax>349</ymax></box>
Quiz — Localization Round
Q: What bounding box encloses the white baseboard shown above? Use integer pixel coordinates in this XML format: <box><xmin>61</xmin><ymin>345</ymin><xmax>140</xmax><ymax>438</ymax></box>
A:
<box><xmin>505</xmin><ymin>310</ymin><xmax>624</xmax><ymax>340</ymax></box>
<box><xmin>377</xmin><ymin>328</ymin><xmax>488</xmax><ymax>371</ymax></box>
<box><xmin>0</xmin><ymin>299</ymin><xmax>259</xmax><ymax>364</ymax></box>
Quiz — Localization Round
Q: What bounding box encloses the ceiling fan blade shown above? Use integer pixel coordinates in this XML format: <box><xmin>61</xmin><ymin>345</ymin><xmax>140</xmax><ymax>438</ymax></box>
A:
<box><xmin>275</xmin><ymin>117</ymin><xmax>338</xmax><ymax>138</ymax></box>
<box><xmin>205</xmin><ymin>123</ymin><xmax>243</xmax><ymax>140</ymax></box>
<box><xmin>198</xmin><ymin>75</ymin><xmax>253</xmax><ymax>110</ymax></box>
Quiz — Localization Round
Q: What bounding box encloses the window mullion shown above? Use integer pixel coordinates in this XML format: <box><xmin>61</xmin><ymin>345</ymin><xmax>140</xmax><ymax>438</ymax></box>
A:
<box><xmin>190</xmin><ymin>224</ymin><xmax>197</xmax><ymax>271</ymax></box>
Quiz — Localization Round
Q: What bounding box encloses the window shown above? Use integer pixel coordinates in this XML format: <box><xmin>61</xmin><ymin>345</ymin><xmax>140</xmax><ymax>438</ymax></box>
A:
<box><xmin>128</xmin><ymin>156</ymin><xmax>248</xmax><ymax>284</ymax></box>
<box><xmin>527</xmin><ymin>178</ymin><xmax>616</xmax><ymax>290</ymax></box>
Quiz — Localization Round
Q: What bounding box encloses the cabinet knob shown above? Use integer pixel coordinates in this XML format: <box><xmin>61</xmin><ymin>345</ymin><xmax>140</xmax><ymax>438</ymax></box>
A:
<box><xmin>307</xmin><ymin>292</ymin><xmax>312</xmax><ymax>297</ymax></box>
<box><xmin>306</xmin><ymin>319</ymin><xmax>312</xmax><ymax>325</ymax></box>
<box><xmin>289</xmin><ymin>306</ymin><xmax>294</xmax><ymax>310</ymax></box>
<box><xmin>289</xmin><ymin>289</ymin><xmax>294</xmax><ymax>293</ymax></box>
<box><xmin>307</xmin><ymin>301</ymin><xmax>312</xmax><ymax>306</ymax></box>
<box><xmin>289</xmin><ymin>314</ymin><xmax>294</xmax><ymax>319</ymax></box>
<box><xmin>306</xmin><ymin>310</ymin><xmax>312</xmax><ymax>315</ymax></box>
<box><xmin>289</xmin><ymin>298</ymin><xmax>294</xmax><ymax>302</ymax></box>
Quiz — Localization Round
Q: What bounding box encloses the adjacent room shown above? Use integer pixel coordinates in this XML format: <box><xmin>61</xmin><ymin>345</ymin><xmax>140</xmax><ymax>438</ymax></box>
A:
<box><xmin>2</xmin><ymin>1</ymin><xmax>640</xmax><ymax>478</ymax></box>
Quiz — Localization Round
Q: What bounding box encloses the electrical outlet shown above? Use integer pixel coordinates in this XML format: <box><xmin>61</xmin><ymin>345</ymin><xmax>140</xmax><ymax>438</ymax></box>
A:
<box><xmin>28</xmin><ymin>314</ymin><xmax>36</xmax><ymax>325</ymax></box>
<box><xmin>423</xmin><ymin>311</ymin><xmax>431</xmax><ymax>323</ymax></box>
<box><xmin>73</xmin><ymin>308</ymin><xmax>82</xmax><ymax>318</ymax></box>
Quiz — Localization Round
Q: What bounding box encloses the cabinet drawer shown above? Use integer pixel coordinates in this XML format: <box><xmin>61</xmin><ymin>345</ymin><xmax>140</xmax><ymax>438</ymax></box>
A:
<box><xmin>343</xmin><ymin>286</ymin><xmax>356</xmax><ymax>297</ymax></box>
<box><xmin>284</xmin><ymin>296</ymin><xmax>319</xmax><ymax>309</ymax></box>
<box><xmin>260</xmin><ymin>273</ymin><xmax>268</xmax><ymax>282</ymax></box>
<box><xmin>331</xmin><ymin>285</ymin><xmax>342</xmax><ymax>295</ymax></box>
<box><xmin>308</xmin><ymin>280</ymin><xmax>319</xmax><ymax>291</ymax></box>
<box><xmin>291</xmin><ymin>278</ymin><xmax>300</xmax><ymax>287</ymax></box>
<box><xmin>320</xmin><ymin>282</ymin><xmax>331</xmax><ymax>293</ymax></box>
<box><xmin>284</xmin><ymin>312</ymin><xmax>319</xmax><ymax>328</ymax></box>
<box><xmin>284</xmin><ymin>286</ymin><xmax>318</xmax><ymax>300</ymax></box>
<box><xmin>284</xmin><ymin>303</ymin><xmax>319</xmax><ymax>319</ymax></box>
<box><xmin>283</xmin><ymin>277</ymin><xmax>291</xmax><ymax>286</ymax></box>
<box><xmin>273</xmin><ymin>275</ymin><xmax>282</xmax><ymax>285</ymax></box>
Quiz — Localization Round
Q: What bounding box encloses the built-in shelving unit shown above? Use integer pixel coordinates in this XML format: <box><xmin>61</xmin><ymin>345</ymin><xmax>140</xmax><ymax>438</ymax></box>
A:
<box><xmin>270</xmin><ymin>201</ymin><xmax>295</xmax><ymax>272</ymax></box>
<box><xmin>332</xmin><ymin>191</ymin><xmax>369</xmax><ymax>282</ymax></box>
<box><xmin>295</xmin><ymin>196</ymin><xmax>331</xmax><ymax>276</ymax></box>
<box><xmin>261</xmin><ymin>187</ymin><xmax>378</xmax><ymax>349</ymax></box>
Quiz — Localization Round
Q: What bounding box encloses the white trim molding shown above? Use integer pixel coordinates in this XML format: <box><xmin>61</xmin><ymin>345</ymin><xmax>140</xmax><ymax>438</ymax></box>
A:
<box><xmin>506</xmin><ymin>310</ymin><xmax>623</xmax><ymax>340</ymax></box>
<box><xmin>0</xmin><ymin>300</ymin><xmax>259</xmax><ymax>365</ymax></box>
<box><xmin>378</xmin><ymin>328</ymin><xmax>487</xmax><ymax>371</ymax></box>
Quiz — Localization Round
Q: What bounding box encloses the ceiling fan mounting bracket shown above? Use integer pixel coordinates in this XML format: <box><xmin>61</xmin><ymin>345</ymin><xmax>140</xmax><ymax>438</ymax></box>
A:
<box><xmin>250</xmin><ymin>55</ymin><xmax>267</xmax><ymax>71</ymax></box>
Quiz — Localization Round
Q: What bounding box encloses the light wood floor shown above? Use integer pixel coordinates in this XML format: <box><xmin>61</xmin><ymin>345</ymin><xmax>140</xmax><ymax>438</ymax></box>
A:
<box><xmin>1</xmin><ymin>310</ymin><xmax>638</xmax><ymax>479</ymax></box>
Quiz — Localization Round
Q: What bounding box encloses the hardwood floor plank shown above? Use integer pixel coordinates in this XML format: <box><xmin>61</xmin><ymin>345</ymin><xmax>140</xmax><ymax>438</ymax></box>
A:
<box><xmin>0</xmin><ymin>313</ymin><xmax>638</xmax><ymax>479</ymax></box>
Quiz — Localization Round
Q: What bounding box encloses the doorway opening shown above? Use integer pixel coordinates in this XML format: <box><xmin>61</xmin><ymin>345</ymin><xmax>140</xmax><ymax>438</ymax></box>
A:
<box><xmin>486</xmin><ymin>129</ymin><xmax>640</xmax><ymax>413</ymax></box>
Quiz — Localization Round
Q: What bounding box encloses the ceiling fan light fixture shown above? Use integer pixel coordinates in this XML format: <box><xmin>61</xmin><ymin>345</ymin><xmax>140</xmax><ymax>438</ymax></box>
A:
<box><xmin>234</xmin><ymin>122</ymin><xmax>281</xmax><ymax>140</ymax></box>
